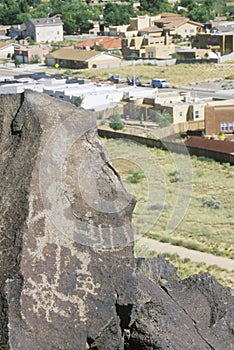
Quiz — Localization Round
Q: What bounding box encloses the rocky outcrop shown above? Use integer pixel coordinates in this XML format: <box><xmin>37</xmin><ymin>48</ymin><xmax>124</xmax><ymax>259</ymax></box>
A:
<box><xmin>0</xmin><ymin>91</ymin><xmax>135</xmax><ymax>350</ymax></box>
<box><xmin>129</xmin><ymin>258</ymin><xmax>234</xmax><ymax>350</ymax></box>
<box><xmin>0</xmin><ymin>91</ymin><xmax>233</xmax><ymax>350</ymax></box>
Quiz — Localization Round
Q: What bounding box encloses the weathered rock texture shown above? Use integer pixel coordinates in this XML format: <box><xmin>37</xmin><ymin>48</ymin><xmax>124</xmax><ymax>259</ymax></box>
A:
<box><xmin>0</xmin><ymin>91</ymin><xmax>233</xmax><ymax>350</ymax></box>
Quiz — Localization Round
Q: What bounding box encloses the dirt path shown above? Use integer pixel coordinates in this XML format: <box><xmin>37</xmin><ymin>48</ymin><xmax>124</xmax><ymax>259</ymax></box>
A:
<box><xmin>137</xmin><ymin>237</ymin><xmax>234</xmax><ymax>271</ymax></box>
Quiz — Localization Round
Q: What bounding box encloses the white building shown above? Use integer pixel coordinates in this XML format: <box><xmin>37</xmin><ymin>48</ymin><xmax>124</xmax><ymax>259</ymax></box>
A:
<box><xmin>26</xmin><ymin>18</ymin><xmax>63</xmax><ymax>43</ymax></box>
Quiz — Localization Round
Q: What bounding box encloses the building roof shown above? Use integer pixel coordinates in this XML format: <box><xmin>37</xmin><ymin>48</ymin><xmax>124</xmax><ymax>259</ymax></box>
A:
<box><xmin>185</xmin><ymin>136</ymin><xmax>234</xmax><ymax>154</ymax></box>
<box><xmin>47</xmin><ymin>48</ymin><xmax>109</xmax><ymax>61</ymax></box>
<box><xmin>28</xmin><ymin>17</ymin><xmax>63</xmax><ymax>26</ymax></box>
<box><xmin>75</xmin><ymin>37</ymin><xmax>122</xmax><ymax>50</ymax></box>
<box><xmin>140</xmin><ymin>15</ymin><xmax>202</xmax><ymax>34</ymax></box>
<box><xmin>11</xmin><ymin>24</ymin><xmax>26</xmax><ymax>32</ymax></box>
<box><xmin>0</xmin><ymin>41</ymin><xmax>16</xmax><ymax>49</ymax></box>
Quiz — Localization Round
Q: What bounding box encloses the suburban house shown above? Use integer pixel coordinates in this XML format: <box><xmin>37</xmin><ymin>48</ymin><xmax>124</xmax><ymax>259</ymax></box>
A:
<box><xmin>26</xmin><ymin>17</ymin><xmax>63</xmax><ymax>43</ymax></box>
<box><xmin>122</xmin><ymin>91</ymin><xmax>207</xmax><ymax>126</ymax></box>
<box><xmin>205</xmin><ymin>100</ymin><xmax>234</xmax><ymax>135</ymax></box>
<box><xmin>122</xmin><ymin>13</ymin><xmax>203</xmax><ymax>37</ymax></box>
<box><xmin>10</xmin><ymin>24</ymin><xmax>27</xmax><ymax>40</ymax></box>
<box><xmin>0</xmin><ymin>25</ymin><xmax>10</xmax><ymax>37</ymax></box>
<box><xmin>0</xmin><ymin>42</ymin><xmax>18</xmax><ymax>59</ymax></box>
<box><xmin>75</xmin><ymin>37</ymin><xmax>122</xmax><ymax>52</ymax></box>
<box><xmin>14</xmin><ymin>45</ymin><xmax>50</xmax><ymax>64</ymax></box>
<box><xmin>45</xmin><ymin>47</ymin><xmax>122</xmax><ymax>68</ymax></box>
<box><xmin>121</xmin><ymin>90</ymin><xmax>234</xmax><ymax>136</ymax></box>
<box><xmin>120</xmin><ymin>13</ymin><xmax>204</xmax><ymax>59</ymax></box>
<box><xmin>192</xmin><ymin>31</ymin><xmax>234</xmax><ymax>55</ymax></box>
<box><xmin>122</xmin><ymin>35</ymin><xmax>175</xmax><ymax>59</ymax></box>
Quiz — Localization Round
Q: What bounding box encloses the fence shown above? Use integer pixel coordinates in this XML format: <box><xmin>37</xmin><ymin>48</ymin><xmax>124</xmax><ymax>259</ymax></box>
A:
<box><xmin>98</xmin><ymin>128</ymin><xmax>234</xmax><ymax>165</ymax></box>
<box><xmin>95</xmin><ymin>58</ymin><xmax>176</xmax><ymax>69</ymax></box>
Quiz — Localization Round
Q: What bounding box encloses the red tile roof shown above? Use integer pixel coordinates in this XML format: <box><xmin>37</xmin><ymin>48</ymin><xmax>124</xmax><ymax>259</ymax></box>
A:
<box><xmin>75</xmin><ymin>37</ymin><xmax>121</xmax><ymax>50</ymax></box>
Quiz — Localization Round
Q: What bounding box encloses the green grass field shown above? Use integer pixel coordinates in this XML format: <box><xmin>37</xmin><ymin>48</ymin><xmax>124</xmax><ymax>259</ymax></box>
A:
<box><xmin>103</xmin><ymin>139</ymin><xmax>234</xmax><ymax>259</ymax></box>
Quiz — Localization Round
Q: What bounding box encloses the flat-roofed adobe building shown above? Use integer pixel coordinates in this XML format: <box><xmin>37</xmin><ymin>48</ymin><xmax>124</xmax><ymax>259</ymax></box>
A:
<box><xmin>205</xmin><ymin>100</ymin><xmax>234</xmax><ymax>136</ymax></box>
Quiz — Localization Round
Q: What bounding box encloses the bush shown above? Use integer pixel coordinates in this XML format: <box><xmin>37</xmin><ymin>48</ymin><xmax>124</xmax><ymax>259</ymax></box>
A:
<box><xmin>74</xmin><ymin>96</ymin><xmax>83</xmax><ymax>107</ymax></box>
<box><xmin>30</xmin><ymin>54</ymin><xmax>40</xmax><ymax>64</ymax></box>
<box><xmin>202</xmin><ymin>196</ymin><xmax>223</xmax><ymax>210</ymax></box>
<box><xmin>197</xmin><ymin>156</ymin><xmax>215</xmax><ymax>163</ymax></box>
<box><xmin>126</xmin><ymin>169</ymin><xmax>145</xmax><ymax>184</ymax></box>
<box><xmin>109</xmin><ymin>113</ymin><xmax>124</xmax><ymax>130</ymax></box>
<box><xmin>14</xmin><ymin>59</ymin><xmax>20</xmax><ymax>68</ymax></box>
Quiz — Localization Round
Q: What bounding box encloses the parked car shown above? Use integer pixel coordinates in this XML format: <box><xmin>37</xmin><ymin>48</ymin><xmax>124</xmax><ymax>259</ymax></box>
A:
<box><xmin>127</xmin><ymin>77</ymin><xmax>142</xmax><ymax>86</ymax></box>
<box><xmin>151</xmin><ymin>78</ymin><xmax>170</xmax><ymax>88</ymax></box>
<box><xmin>107</xmin><ymin>75</ymin><xmax>125</xmax><ymax>84</ymax></box>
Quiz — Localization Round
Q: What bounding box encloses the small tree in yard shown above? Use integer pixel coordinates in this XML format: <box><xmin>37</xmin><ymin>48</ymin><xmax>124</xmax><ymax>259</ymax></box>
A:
<box><xmin>109</xmin><ymin>113</ymin><xmax>124</xmax><ymax>130</ymax></box>
<box><xmin>74</xmin><ymin>96</ymin><xmax>83</xmax><ymax>107</ymax></box>
<box><xmin>156</xmin><ymin>110</ymin><xmax>173</xmax><ymax>127</ymax></box>
<box><xmin>14</xmin><ymin>59</ymin><xmax>20</xmax><ymax>68</ymax></box>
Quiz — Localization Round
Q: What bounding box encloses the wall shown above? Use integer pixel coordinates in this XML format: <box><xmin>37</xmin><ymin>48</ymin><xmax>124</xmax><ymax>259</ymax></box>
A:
<box><xmin>176</xmin><ymin>22</ymin><xmax>198</xmax><ymax>38</ymax></box>
<box><xmin>98</xmin><ymin>128</ymin><xmax>234</xmax><ymax>164</ymax></box>
<box><xmin>35</xmin><ymin>25</ymin><xmax>63</xmax><ymax>43</ymax></box>
<box><xmin>205</xmin><ymin>104</ymin><xmax>234</xmax><ymax>135</ymax></box>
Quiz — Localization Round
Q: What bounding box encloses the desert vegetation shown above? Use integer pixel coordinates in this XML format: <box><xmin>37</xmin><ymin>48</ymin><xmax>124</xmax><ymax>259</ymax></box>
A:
<box><xmin>57</xmin><ymin>62</ymin><xmax>234</xmax><ymax>88</ymax></box>
<box><xmin>103</xmin><ymin>138</ymin><xmax>234</xmax><ymax>286</ymax></box>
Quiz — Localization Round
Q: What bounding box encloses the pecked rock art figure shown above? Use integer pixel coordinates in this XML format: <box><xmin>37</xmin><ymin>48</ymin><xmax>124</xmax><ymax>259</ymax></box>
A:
<box><xmin>0</xmin><ymin>91</ymin><xmax>136</xmax><ymax>349</ymax></box>
<box><xmin>0</xmin><ymin>91</ymin><xmax>233</xmax><ymax>350</ymax></box>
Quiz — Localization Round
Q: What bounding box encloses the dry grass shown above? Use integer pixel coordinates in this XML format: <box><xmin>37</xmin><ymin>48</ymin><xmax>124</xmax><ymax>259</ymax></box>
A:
<box><xmin>103</xmin><ymin>139</ymin><xmax>234</xmax><ymax>259</ymax></box>
<box><xmin>52</xmin><ymin>62</ymin><xmax>234</xmax><ymax>87</ymax></box>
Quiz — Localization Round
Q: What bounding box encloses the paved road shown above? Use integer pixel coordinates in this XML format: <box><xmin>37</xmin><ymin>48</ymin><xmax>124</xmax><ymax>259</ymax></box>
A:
<box><xmin>137</xmin><ymin>236</ymin><xmax>234</xmax><ymax>271</ymax></box>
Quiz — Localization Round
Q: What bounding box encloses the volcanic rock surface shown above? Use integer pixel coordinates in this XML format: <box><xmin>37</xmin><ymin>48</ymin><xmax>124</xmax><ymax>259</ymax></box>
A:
<box><xmin>0</xmin><ymin>91</ymin><xmax>233</xmax><ymax>350</ymax></box>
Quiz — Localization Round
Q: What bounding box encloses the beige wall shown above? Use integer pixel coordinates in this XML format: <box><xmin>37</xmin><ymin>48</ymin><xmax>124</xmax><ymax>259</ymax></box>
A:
<box><xmin>176</xmin><ymin>22</ymin><xmax>199</xmax><ymax>38</ymax></box>
<box><xmin>145</xmin><ymin>43</ymin><xmax>175</xmax><ymax>58</ymax></box>
<box><xmin>129</xmin><ymin>16</ymin><xmax>151</xmax><ymax>31</ymax></box>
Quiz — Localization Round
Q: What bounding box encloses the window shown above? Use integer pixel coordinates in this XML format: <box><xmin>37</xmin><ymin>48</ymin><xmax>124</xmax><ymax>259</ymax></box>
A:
<box><xmin>148</xmin><ymin>51</ymin><xmax>154</xmax><ymax>58</ymax></box>
<box><xmin>195</xmin><ymin>110</ymin><xmax>199</xmax><ymax>119</ymax></box>
<box><xmin>220</xmin><ymin>122</ymin><xmax>228</xmax><ymax>131</ymax></box>
<box><xmin>228</xmin><ymin>122</ymin><xmax>234</xmax><ymax>131</ymax></box>
<box><xmin>179</xmin><ymin>111</ymin><xmax>183</xmax><ymax>118</ymax></box>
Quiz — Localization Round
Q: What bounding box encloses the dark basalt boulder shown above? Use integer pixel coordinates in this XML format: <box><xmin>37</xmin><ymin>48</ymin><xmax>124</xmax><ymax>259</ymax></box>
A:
<box><xmin>0</xmin><ymin>91</ymin><xmax>136</xmax><ymax>350</ymax></box>
<box><xmin>0</xmin><ymin>91</ymin><xmax>233</xmax><ymax>350</ymax></box>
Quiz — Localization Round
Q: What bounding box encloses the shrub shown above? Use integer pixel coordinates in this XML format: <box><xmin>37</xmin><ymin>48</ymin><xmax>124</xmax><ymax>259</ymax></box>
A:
<box><xmin>30</xmin><ymin>54</ymin><xmax>40</xmax><ymax>64</ymax></box>
<box><xmin>109</xmin><ymin>113</ymin><xmax>124</xmax><ymax>130</ymax></box>
<box><xmin>197</xmin><ymin>156</ymin><xmax>215</xmax><ymax>163</ymax></box>
<box><xmin>74</xmin><ymin>96</ymin><xmax>83</xmax><ymax>107</ymax></box>
<box><xmin>169</xmin><ymin>170</ymin><xmax>183</xmax><ymax>183</ymax></box>
<box><xmin>14</xmin><ymin>59</ymin><xmax>20</xmax><ymax>68</ymax></box>
<box><xmin>202</xmin><ymin>196</ymin><xmax>223</xmax><ymax>210</ymax></box>
<box><xmin>126</xmin><ymin>169</ymin><xmax>145</xmax><ymax>184</ymax></box>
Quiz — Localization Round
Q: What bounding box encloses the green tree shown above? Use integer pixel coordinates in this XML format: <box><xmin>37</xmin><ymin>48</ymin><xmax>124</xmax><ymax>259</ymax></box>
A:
<box><xmin>1</xmin><ymin>0</ymin><xmax>20</xmax><ymax>24</ymax></box>
<box><xmin>103</xmin><ymin>3</ymin><xmax>136</xmax><ymax>27</ymax></box>
<box><xmin>139</xmin><ymin>0</ymin><xmax>171</xmax><ymax>15</ymax></box>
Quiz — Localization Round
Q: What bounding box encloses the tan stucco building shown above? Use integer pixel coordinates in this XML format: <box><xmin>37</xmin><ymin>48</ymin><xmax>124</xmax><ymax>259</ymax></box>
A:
<box><xmin>205</xmin><ymin>100</ymin><xmax>234</xmax><ymax>135</ymax></box>
<box><xmin>46</xmin><ymin>48</ymin><xmax>122</xmax><ymax>68</ymax></box>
